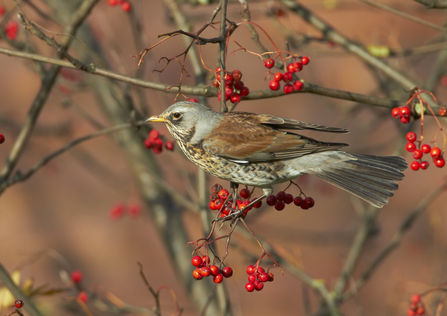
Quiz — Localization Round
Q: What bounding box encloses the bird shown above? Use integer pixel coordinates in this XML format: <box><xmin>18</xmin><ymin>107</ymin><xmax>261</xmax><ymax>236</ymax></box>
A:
<box><xmin>147</xmin><ymin>101</ymin><xmax>407</xmax><ymax>208</ymax></box>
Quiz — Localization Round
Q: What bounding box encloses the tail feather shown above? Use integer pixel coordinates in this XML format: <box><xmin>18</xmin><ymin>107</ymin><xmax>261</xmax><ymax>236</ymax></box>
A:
<box><xmin>307</xmin><ymin>153</ymin><xmax>407</xmax><ymax>208</ymax></box>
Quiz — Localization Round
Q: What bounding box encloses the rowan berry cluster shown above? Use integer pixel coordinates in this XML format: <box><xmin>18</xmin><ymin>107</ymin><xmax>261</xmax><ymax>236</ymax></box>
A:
<box><xmin>144</xmin><ymin>129</ymin><xmax>174</xmax><ymax>154</ymax></box>
<box><xmin>107</xmin><ymin>0</ymin><xmax>131</xmax><ymax>11</ymax></box>
<box><xmin>407</xmin><ymin>294</ymin><xmax>425</xmax><ymax>316</ymax></box>
<box><xmin>405</xmin><ymin>132</ymin><xmax>445</xmax><ymax>170</ymax></box>
<box><xmin>191</xmin><ymin>255</ymin><xmax>233</xmax><ymax>283</ymax></box>
<box><xmin>245</xmin><ymin>265</ymin><xmax>274</xmax><ymax>292</ymax></box>
<box><xmin>266</xmin><ymin>191</ymin><xmax>314</xmax><ymax>211</ymax></box>
<box><xmin>391</xmin><ymin>106</ymin><xmax>411</xmax><ymax>124</ymax></box>
<box><xmin>215</xmin><ymin>68</ymin><xmax>250</xmax><ymax>105</ymax></box>
<box><xmin>108</xmin><ymin>202</ymin><xmax>141</xmax><ymax>220</ymax></box>
<box><xmin>265</xmin><ymin>56</ymin><xmax>309</xmax><ymax>93</ymax></box>
<box><xmin>209</xmin><ymin>184</ymin><xmax>262</xmax><ymax>218</ymax></box>
<box><xmin>0</xmin><ymin>134</ymin><xmax>5</xmax><ymax>144</ymax></box>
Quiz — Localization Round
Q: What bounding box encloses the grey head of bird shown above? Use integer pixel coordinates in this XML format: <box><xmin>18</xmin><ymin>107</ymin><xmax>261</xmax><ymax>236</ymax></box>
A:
<box><xmin>146</xmin><ymin>101</ymin><xmax>223</xmax><ymax>145</ymax></box>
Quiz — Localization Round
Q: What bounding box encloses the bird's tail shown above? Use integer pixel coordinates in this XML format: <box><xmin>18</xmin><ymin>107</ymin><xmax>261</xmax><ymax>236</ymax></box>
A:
<box><xmin>305</xmin><ymin>153</ymin><xmax>407</xmax><ymax>208</ymax></box>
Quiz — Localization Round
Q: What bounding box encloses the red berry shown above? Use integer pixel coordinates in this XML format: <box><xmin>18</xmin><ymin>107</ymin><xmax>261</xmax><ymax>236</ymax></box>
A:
<box><xmin>294</xmin><ymin>61</ymin><xmax>303</xmax><ymax>72</ymax></box>
<box><xmin>401</xmin><ymin>106</ymin><xmax>411</xmax><ymax>117</ymax></box>
<box><xmin>411</xmin><ymin>294</ymin><xmax>421</xmax><ymax>304</ymax></box>
<box><xmin>439</xmin><ymin>107</ymin><xmax>447</xmax><ymax>116</ymax></box>
<box><xmin>253</xmin><ymin>200</ymin><xmax>262</xmax><ymax>208</ymax></box>
<box><xmin>301</xmin><ymin>56</ymin><xmax>310</xmax><ymax>65</ymax></box>
<box><xmin>276</xmin><ymin>191</ymin><xmax>286</xmax><ymax>200</ymax></box>
<box><xmin>275</xmin><ymin>200</ymin><xmax>285</xmax><ymax>211</ymax></box>
<box><xmin>248</xmin><ymin>274</ymin><xmax>256</xmax><ymax>283</ymax></box>
<box><xmin>149</xmin><ymin>129</ymin><xmax>159</xmax><ymax>139</ymax></box>
<box><xmin>294</xmin><ymin>196</ymin><xmax>303</xmax><ymax>206</ymax></box>
<box><xmin>269</xmin><ymin>80</ymin><xmax>280</xmax><ymax>91</ymax></box>
<box><xmin>283</xmin><ymin>84</ymin><xmax>294</xmax><ymax>94</ymax></box>
<box><xmin>421</xmin><ymin>144</ymin><xmax>431</xmax><ymax>154</ymax></box>
<box><xmin>222</xmin><ymin>267</ymin><xmax>233</xmax><ymax>278</ymax></box>
<box><xmin>410</xmin><ymin>161</ymin><xmax>420</xmax><ymax>171</ymax></box>
<box><xmin>201</xmin><ymin>255</ymin><xmax>210</xmax><ymax>265</ymax></box>
<box><xmin>255</xmin><ymin>281</ymin><xmax>264</xmax><ymax>291</ymax></box>
<box><xmin>273</xmin><ymin>72</ymin><xmax>283</xmax><ymax>82</ymax></box>
<box><xmin>0</xmin><ymin>134</ymin><xmax>5</xmax><ymax>144</ymax></box>
<box><xmin>239</xmin><ymin>188</ymin><xmax>251</xmax><ymax>199</ymax></box>
<box><xmin>232</xmin><ymin>69</ymin><xmax>242</xmax><ymax>81</ymax></box>
<box><xmin>225</xmin><ymin>73</ymin><xmax>233</xmax><ymax>85</ymax></box>
<box><xmin>71</xmin><ymin>270</ymin><xmax>83</xmax><ymax>283</ymax></box>
<box><xmin>214</xmin><ymin>199</ymin><xmax>223</xmax><ymax>210</ymax></box>
<box><xmin>246</xmin><ymin>265</ymin><xmax>255</xmax><ymax>275</ymax></box>
<box><xmin>420</xmin><ymin>161</ymin><xmax>429</xmax><ymax>169</ymax></box>
<box><xmin>267</xmin><ymin>272</ymin><xmax>274</xmax><ymax>281</ymax></box>
<box><xmin>245</xmin><ymin>282</ymin><xmax>255</xmax><ymax>292</ymax></box>
<box><xmin>293</xmin><ymin>80</ymin><xmax>304</xmax><ymax>91</ymax></box>
<box><xmin>121</xmin><ymin>1</ymin><xmax>131</xmax><ymax>11</ymax></box>
<box><xmin>230</xmin><ymin>93</ymin><xmax>241</xmax><ymax>105</ymax></box>
<box><xmin>240</xmin><ymin>86</ymin><xmax>250</xmax><ymax>97</ymax></box>
<box><xmin>212</xmin><ymin>184</ymin><xmax>223</xmax><ymax>194</ymax></box>
<box><xmin>218</xmin><ymin>189</ymin><xmax>229</xmax><ymax>200</ymax></box>
<box><xmin>234</xmin><ymin>81</ymin><xmax>244</xmax><ymax>90</ymax></box>
<box><xmin>407</xmin><ymin>309</ymin><xmax>416</xmax><ymax>316</ymax></box>
<box><xmin>415</xmin><ymin>307</ymin><xmax>425</xmax><ymax>315</ymax></box>
<box><xmin>400</xmin><ymin>116</ymin><xmax>410</xmax><ymax>124</ymax></box>
<box><xmin>287</xmin><ymin>63</ymin><xmax>296</xmax><ymax>73</ymax></box>
<box><xmin>108</xmin><ymin>203</ymin><xmax>125</xmax><ymax>220</ymax></box>
<box><xmin>391</xmin><ymin>107</ymin><xmax>401</xmax><ymax>118</ymax></box>
<box><xmin>435</xmin><ymin>157</ymin><xmax>445</xmax><ymax>168</ymax></box>
<box><xmin>413</xmin><ymin>149</ymin><xmax>423</xmax><ymax>160</ymax></box>
<box><xmin>191</xmin><ymin>256</ymin><xmax>202</xmax><ymax>267</ymax></box>
<box><xmin>283</xmin><ymin>72</ymin><xmax>293</xmax><ymax>83</ymax></box>
<box><xmin>406</xmin><ymin>142</ymin><xmax>416</xmax><ymax>152</ymax></box>
<box><xmin>213</xmin><ymin>79</ymin><xmax>219</xmax><ymax>87</ymax></box>
<box><xmin>77</xmin><ymin>291</ymin><xmax>88</xmax><ymax>303</ymax></box>
<box><xmin>188</xmin><ymin>98</ymin><xmax>198</xmax><ymax>103</ymax></box>
<box><xmin>201</xmin><ymin>267</ymin><xmax>211</xmax><ymax>277</ymax></box>
<box><xmin>406</xmin><ymin>132</ymin><xmax>417</xmax><ymax>142</ymax></box>
<box><xmin>213</xmin><ymin>274</ymin><xmax>223</xmax><ymax>283</ymax></box>
<box><xmin>209</xmin><ymin>265</ymin><xmax>220</xmax><ymax>276</ymax></box>
<box><xmin>302</xmin><ymin>197</ymin><xmax>315</xmax><ymax>209</ymax></box>
<box><xmin>14</xmin><ymin>300</ymin><xmax>23</xmax><ymax>308</ymax></box>
<box><xmin>165</xmin><ymin>141</ymin><xmax>174</xmax><ymax>151</ymax></box>
<box><xmin>108</xmin><ymin>0</ymin><xmax>118</xmax><ymax>5</ymax></box>
<box><xmin>283</xmin><ymin>193</ymin><xmax>294</xmax><ymax>204</ymax></box>
<box><xmin>143</xmin><ymin>138</ymin><xmax>153</xmax><ymax>149</ymax></box>
<box><xmin>209</xmin><ymin>201</ymin><xmax>216</xmax><ymax>210</ymax></box>
<box><xmin>0</xmin><ymin>6</ymin><xmax>5</xmax><ymax>16</ymax></box>
<box><xmin>266</xmin><ymin>195</ymin><xmax>277</xmax><ymax>206</ymax></box>
<box><xmin>5</xmin><ymin>21</ymin><xmax>18</xmax><ymax>40</ymax></box>
<box><xmin>259</xmin><ymin>273</ymin><xmax>268</xmax><ymax>282</ymax></box>
<box><xmin>225</xmin><ymin>86</ymin><xmax>233</xmax><ymax>96</ymax></box>
<box><xmin>193</xmin><ymin>269</ymin><xmax>203</xmax><ymax>280</ymax></box>
<box><xmin>264</xmin><ymin>58</ymin><xmax>275</xmax><ymax>69</ymax></box>
<box><xmin>430</xmin><ymin>147</ymin><xmax>441</xmax><ymax>159</ymax></box>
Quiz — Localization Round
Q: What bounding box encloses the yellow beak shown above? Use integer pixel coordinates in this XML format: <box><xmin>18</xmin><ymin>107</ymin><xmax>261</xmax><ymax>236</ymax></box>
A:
<box><xmin>146</xmin><ymin>115</ymin><xmax>167</xmax><ymax>123</ymax></box>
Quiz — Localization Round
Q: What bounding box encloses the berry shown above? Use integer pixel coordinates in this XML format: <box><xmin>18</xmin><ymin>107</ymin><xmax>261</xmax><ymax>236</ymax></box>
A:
<box><xmin>253</xmin><ymin>200</ymin><xmax>262</xmax><ymax>208</ymax></box>
<box><xmin>264</xmin><ymin>58</ymin><xmax>275</xmax><ymax>69</ymax></box>
<box><xmin>240</xmin><ymin>87</ymin><xmax>250</xmax><ymax>97</ymax></box>
<box><xmin>267</xmin><ymin>272</ymin><xmax>274</xmax><ymax>281</ymax></box>
<box><xmin>200</xmin><ymin>267</ymin><xmax>211</xmax><ymax>277</ymax></box>
<box><xmin>5</xmin><ymin>21</ymin><xmax>18</xmax><ymax>40</ymax></box>
<box><xmin>191</xmin><ymin>256</ymin><xmax>202</xmax><ymax>267</ymax></box>
<box><xmin>434</xmin><ymin>158</ymin><xmax>445</xmax><ymax>168</ymax></box>
<box><xmin>400</xmin><ymin>116</ymin><xmax>410</xmax><ymax>124</ymax></box>
<box><xmin>276</xmin><ymin>191</ymin><xmax>286</xmax><ymax>200</ymax></box>
<box><xmin>225</xmin><ymin>86</ymin><xmax>233</xmax><ymax>96</ymax></box>
<box><xmin>214</xmin><ymin>199</ymin><xmax>223</xmax><ymax>209</ymax></box>
<box><xmin>248</xmin><ymin>274</ymin><xmax>256</xmax><ymax>283</ymax></box>
<box><xmin>209</xmin><ymin>201</ymin><xmax>216</xmax><ymax>210</ymax></box>
<box><xmin>259</xmin><ymin>273</ymin><xmax>268</xmax><ymax>282</ymax></box>
<box><xmin>213</xmin><ymin>79</ymin><xmax>219</xmax><ymax>87</ymax></box>
<box><xmin>149</xmin><ymin>129</ymin><xmax>159</xmax><ymax>139</ymax></box>
<box><xmin>411</xmin><ymin>294</ymin><xmax>421</xmax><ymax>304</ymax></box>
<box><xmin>0</xmin><ymin>6</ymin><xmax>4</xmax><ymax>16</ymax></box>
<box><xmin>165</xmin><ymin>141</ymin><xmax>174</xmax><ymax>151</ymax></box>
<box><xmin>224</xmin><ymin>73</ymin><xmax>233</xmax><ymax>85</ymax></box>
<box><xmin>302</xmin><ymin>197</ymin><xmax>315</xmax><ymax>209</ymax></box>
<box><xmin>14</xmin><ymin>300</ymin><xmax>23</xmax><ymax>308</ymax></box>
<box><xmin>234</xmin><ymin>81</ymin><xmax>244</xmax><ymax>91</ymax></box>
<box><xmin>245</xmin><ymin>282</ymin><xmax>255</xmax><ymax>292</ymax></box>
<box><xmin>230</xmin><ymin>93</ymin><xmax>241</xmax><ymax>105</ymax></box>
<box><xmin>77</xmin><ymin>291</ymin><xmax>88</xmax><ymax>303</ymax></box>
<box><xmin>218</xmin><ymin>189</ymin><xmax>229</xmax><ymax>200</ymax></box>
<box><xmin>0</xmin><ymin>134</ymin><xmax>4</xmax><ymax>144</ymax></box>
<box><xmin>239</xmin><ymin>188</ymin><xmax>251</xmax><ymax>199</ymax></box>
<box><xmin>407</xmin><ymin>309</ymin><xmax>416</xmax><ymax>316</ymax></box>
<box><xmin>108</xmin><ymin>203</ymin><xmax>125</xmax><ymax>220</ymax></box>
<box><xmin>193</xmin><ymin>269</ymin><xmax>203</xmax><ymax>280</ymax></box>
<box><xmin>301</xmin><ymin>56</ymin><xmax>310</xmax><ymax>65</ymax></box>
<box><xmin>246</xmin><ymin>265</ymin><xmax>255</xmax><ymax>275</ymax></box>
<box><xmin>401</xmin><ymin>106</ymin><xmax>411</xmax><ymax>117</ymax></box>
<box><xmin>269</xmin><ymin>80</ymin><xmax>280</xmax><ymax>91</ymax></box>
<box><xmin>71</xmin><ymin>270</ymin><xmax>83</xmax><ymax>283</ymax></box>
<box><xmin>283</xmin><ymin>193</ymin><xmax>294</xmax><ymax>204</ymax></box>
<box><xmin>406</xmin><ymin>142</ymin><xmax>416</xmax><ymax>152</ymax></box>
<box><xmin>413</xmin><ymin>149</ymin><xmax>423</xmax><ymax>160</ymax></box>
<box><xmin>222</xmin><ymin>267</ymin><xmax>233</xmax><ymax>278</ymax></box>
<box><xmin>391</xmin><ymin>107</ymin><xmax>401</xmax><ymax>118</ymax></box>
<box><xmin>439</xmin><ymin>107</ymin><xmax>447</xmax><ymax>116</ymax></box>
<box><xmin>212</xmin><ymin>184</ymin><xmax>223</xmax><ymax>194</ymax></box>
<box><xmin>406</xmin><ymin>132</ymin><xmax>417</xmax><ymax>142</ymax></box>
<box><xmin>294</xmin><ymin>196</ymin><xmax>303</xmax><ymax>206</ymax></box>
<box><xmin>293</xmin><ymin>80</ymin><xmax>304</xmax><ymax>91</ymax></box>
<box><xmin>188</xmin><ymin>98</ymin><xmax>198</xmax><ymax>103</ymax></box>
<box><xmin>273</xmin><ymin>72</ymin><xmax>283</xmax><ymax>82</ymax></box>
<box><xmin>255</xmin><ymin>281</ymin><xmax>264</xmax><ymax>291</ymax></box>
<box><xmin>294</xmin><ymin>61</ymin><xmax>303</xmax><ymax>72</ymax></box>
<box><xmin>121</xmin><ymin>1</ymin><xmax>131</xmax><ymax>11</ymax></box>
<box><xmin>421</xmin><ymin>144</ymin><xmax>431</xmax><ymax>154</ymax></box>
<box><xmin>209</xmin><ymin>265</ymin><xmax>220</xmax><ymax>276</ymax></box>
<box><xmin>430</xmin><ymin>147</ymin><xmax>441</xmax><ymax>159</ymax></box>
<box><xmin>144</xmin><ymin>138</ymin><xmax>153</xmax><ymax>149</ymax></box>
<box><xmin>266</xmin><ymin>195</ymin><xmax>277</xmax><ymax>206</ymax></box>
<box><xmin>410</xmin><ymin>161</ymin><xmax>420</xmax><ymax>171</ymax></box>
<box><xmin>283</xmin><ymin>72</ymin><xmax>293</xmax><ymax>83</ymax></box>
<box><xmin>108</xmin><ymin>0</ymin><xmax>119</xmax><ymax>5</ymax></box>
<box><xmin>275</xmin><ymin>200</ymin><xmax>285</xmax><ymax>211</ymax></box>
<box><xmin>201</xmin><ymin>255</ymin><xmax>210</xmax><ymax>265</ymax></box>
<box><xmin>420</xmin><ymin>161</ymin><xmax>429</xmax><ymax>169</ymax></box>
<box><xmin>213</xmin><ymin>274</ymin><xmax>223</xmax><ymax>283</ymax></box>
<box><xmin>283</xmin><ymin>84</ymin><xmax>294</xmax><ymax>94</ymax></box>
<box><xmin>287</xmin><ymin>63</ymin><xmax>296</xmax><ymax>73</ymax></box>
<box><xmin>415</xmin><ymin>307</ymin><xmax>425</xmax><ymax>315</ymax></box>
<box><xmin>232</xmin><ymin>69</ymin><xmax>242</xmax><ymax>81</ymax></box>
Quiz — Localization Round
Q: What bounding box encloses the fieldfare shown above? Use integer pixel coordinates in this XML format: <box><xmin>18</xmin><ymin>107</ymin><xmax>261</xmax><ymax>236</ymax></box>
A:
<box><xmin>147</xmin><ymin>101</ymin><xmax>407</xmax><ymax>208</ymax></box>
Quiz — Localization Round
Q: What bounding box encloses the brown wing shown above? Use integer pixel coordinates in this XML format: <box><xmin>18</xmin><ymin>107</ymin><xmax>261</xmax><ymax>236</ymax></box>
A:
<box><xmin>202</xmin><ymin>112</ymin><xmax>348</xmax><ymax>163</ymax></box>
<box><xmin>258</xmin><ymin>114</ymin><xmax>349</xmax><ymax>133</ymax></box>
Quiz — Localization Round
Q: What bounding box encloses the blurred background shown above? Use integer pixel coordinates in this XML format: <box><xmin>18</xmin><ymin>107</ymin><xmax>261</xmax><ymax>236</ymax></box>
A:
<box><xmin>0</xmin><ymin>0</ymin><xmax>447</xmax><ymax>315</ymax></box>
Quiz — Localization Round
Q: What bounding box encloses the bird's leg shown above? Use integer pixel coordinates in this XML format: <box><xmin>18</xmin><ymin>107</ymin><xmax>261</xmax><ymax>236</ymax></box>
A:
<box><xmin>230</xmin><ymin>182</ymin><xmax>239</xmax><ymax>208</ymax></box>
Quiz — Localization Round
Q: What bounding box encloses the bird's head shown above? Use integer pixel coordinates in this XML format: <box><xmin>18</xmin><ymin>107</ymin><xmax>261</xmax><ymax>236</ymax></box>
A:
<box><xmin>147</xmin><ymin>101</ymin><xmax>223</xmax><ymax>144</ymax></box>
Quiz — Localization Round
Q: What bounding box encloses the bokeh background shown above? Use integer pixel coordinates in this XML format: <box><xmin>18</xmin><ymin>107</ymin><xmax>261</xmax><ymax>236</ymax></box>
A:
<box><xmin>1</xmin><ymin>0</ymin><xmax>447</xmax><ymax>315</ymax></box>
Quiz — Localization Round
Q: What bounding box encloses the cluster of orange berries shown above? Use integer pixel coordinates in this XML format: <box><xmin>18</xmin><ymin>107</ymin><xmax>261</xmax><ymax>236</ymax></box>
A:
<box><xmin>144</xmin><ymin>129</ymin><xmax>174</xmax><ymax>154</ymax></box>
<box><xmin>191</xmin><ymin>255</ymin><xmax>233</xmax><ymax>283</ymax></box>
<box><xmin>265</xmin><ymin>56</ymin><xmax>309</xmax><ymax>93</ymax></box>
<box><xmin>391</xmin><ymin>106</ymin><xmax>411</xmax><ymax>124</ymax></box>
<box><xmin>245</xmin><ymin>265</ymin><xmax>274</xmax><ymax>292</ymax></box>
<box><xmin>407</xmin><ymin>294</ymin><xmax>425</xmax><ymax>316</ymax></box>
<box><xmin>209</xmin><ymin>184</ymin><xmax>262</xmax><ymax>218</ymax></box>
<box><xmin>214</xmin><ymin>68</ymin><xmax>250</xmax><ymax>105</ymax></box>
<box><xmin>405</xmin><ymin>132</ymin><xmax>445</xmax><ymax>170</ymax></box>
<box><xmin>107</xmin><ymin>0</ymin><xmax>131</xmax><ymax>11</ymax></box>
<box><xmin>108</xmin><ymin>202</ymin><xmax>141</xmax><ymax>220</ymax></box>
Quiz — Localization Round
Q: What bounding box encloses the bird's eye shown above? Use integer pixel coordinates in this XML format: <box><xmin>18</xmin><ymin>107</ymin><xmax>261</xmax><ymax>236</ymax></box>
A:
<box><xmin>173</xmin><ymin>112</ymin><xmax>182</xmax><ymax>120</ymax></box>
